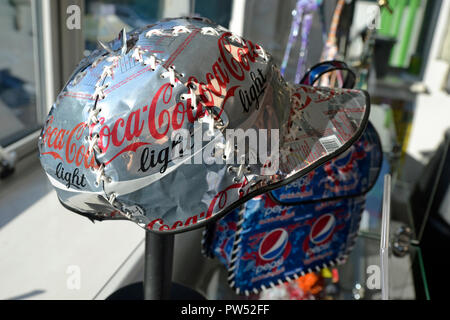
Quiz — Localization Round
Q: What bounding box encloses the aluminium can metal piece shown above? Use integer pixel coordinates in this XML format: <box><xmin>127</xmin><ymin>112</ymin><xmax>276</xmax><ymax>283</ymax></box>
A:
<box><xmin>38</xmin><ymin>17</ymin><xmax>370</xmax><ymax>234</ymax></box>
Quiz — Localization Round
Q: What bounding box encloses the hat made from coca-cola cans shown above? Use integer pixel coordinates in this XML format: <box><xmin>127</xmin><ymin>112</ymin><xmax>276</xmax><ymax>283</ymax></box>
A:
<box><xmin>38</xmin><ymin>17</ymin><xmax>370</xmax><ymax>233</ymax></box>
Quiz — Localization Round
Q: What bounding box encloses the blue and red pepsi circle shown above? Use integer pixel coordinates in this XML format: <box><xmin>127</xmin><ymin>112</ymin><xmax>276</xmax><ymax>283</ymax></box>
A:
<box><xmin>258</xmin><ymin>228</ymin><xmax>289</xmax><ymax>261</ymax></box>
<box><xmin>310</xmin><ymin>214</ymin><xmax>336</xmax><ymax>244</ymax></box>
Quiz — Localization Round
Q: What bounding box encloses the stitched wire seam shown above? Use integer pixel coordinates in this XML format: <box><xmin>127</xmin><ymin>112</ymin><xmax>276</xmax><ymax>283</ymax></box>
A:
<box><xmin>76</xmin><ymin>24</ymin><xmax>271</xmax><ymax>222</ymax></box>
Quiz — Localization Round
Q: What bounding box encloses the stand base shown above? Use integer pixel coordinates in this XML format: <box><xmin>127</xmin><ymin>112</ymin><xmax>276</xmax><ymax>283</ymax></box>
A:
<box><xmin>106</xmin><ymin>282</ymin><xmax>206</xmax><ymax>300</ymax></box>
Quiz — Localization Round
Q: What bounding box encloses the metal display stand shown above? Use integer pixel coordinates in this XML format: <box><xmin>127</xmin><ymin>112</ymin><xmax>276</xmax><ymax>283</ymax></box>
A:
<box><xmin>143</xmin><ymin>232</ymin><xmax>174</xmax><ymax>300</ymax></box>
<box><xmin>107</xmin><ymin>230</ymin><xmax>205</xmax><ymax>300</ymax></box>
<box><xmin>380</xmin><ymin>174</ymin><xmax>391</xmax><ymax>300</ymax></box>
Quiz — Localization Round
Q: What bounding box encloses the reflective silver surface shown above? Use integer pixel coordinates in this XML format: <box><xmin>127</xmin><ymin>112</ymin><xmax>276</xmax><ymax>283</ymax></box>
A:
<box><xmin>39</xmin><ymin>17</ymin><xmax>369</xmax><ymax>233</ymax></box>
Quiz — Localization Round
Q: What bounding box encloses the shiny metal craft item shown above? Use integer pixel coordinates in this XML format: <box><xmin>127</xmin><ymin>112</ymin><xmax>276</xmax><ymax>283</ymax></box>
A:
<box><xmin>38</xmin><ymin>17</ymin><xmax>370</xmax><ymax>233</ymax></box>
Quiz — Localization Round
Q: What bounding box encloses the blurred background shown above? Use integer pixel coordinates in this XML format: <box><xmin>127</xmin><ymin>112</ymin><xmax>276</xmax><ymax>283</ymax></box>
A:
<box><xmin>0</xmin><ymin>0</ymin><xmax>449</xmax><ymax>300</ymax></box>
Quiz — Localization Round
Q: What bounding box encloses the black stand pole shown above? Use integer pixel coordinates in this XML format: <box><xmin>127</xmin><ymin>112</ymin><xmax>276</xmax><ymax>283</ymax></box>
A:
<box><xmin>143</xmin><ymin>231</ymin><xmax>174</xmax><ymax>300</ymax></box>
<box><xmin>107</xmin><ymin>229</ymin><xmax>205</xmax><ymax>300</ymax></box>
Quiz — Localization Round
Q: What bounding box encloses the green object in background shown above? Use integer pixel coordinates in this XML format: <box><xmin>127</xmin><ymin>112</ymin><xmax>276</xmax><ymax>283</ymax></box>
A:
<box><xmin>384</xmin><ymin>106</ymin><xmax>394</xmax><ymax>129</ymax></box>
<box><xmin>380</xmin><ymin>0</ymin><xmax>394</xmax><ymax>36</ymax></box>
<box><xmin>390</xmin><ymin>0</ymin><xmax>407</xmax><ymax>37</ymax></box>
<box><xmin>388</xmin><ymin>0</ymin><xmax>407</xmax><ymax>65</ymax></box>
<box><xmin>389</xmin><ymin>0</ymin><xmax>406</xmax><ymax>37</ymax></box>
<box><xmin>380</xmin><ymin>0</ymin><xmax>422</xmax><ymax>68</ymax></box>
<box><xmin>397</xmin><ymin>0</ymin><xmax>421</xmax><ymax>68</ymax></box>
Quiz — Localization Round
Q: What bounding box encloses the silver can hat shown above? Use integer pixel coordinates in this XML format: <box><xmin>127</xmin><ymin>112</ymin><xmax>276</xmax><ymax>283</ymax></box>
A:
<box><xmin>38</xmin><ymin>17</ymin><xmax>370</xmax><ymax>233</ymax></box>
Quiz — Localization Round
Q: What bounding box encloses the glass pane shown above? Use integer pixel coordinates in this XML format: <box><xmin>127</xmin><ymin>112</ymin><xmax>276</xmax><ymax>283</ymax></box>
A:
<box><xmin>83</xmin><ymin>0</ymin><xmax>233</xmax><ymax>55</ymax></box>
<box><xmin>0</xmin><ymin>0</ymin><xmax>40</xmax><ymax>146</ymax></box>
<box><xmin>84</xmin><ymin>0</ymin><xmax>160</xmax><ymax>53</ymax></box>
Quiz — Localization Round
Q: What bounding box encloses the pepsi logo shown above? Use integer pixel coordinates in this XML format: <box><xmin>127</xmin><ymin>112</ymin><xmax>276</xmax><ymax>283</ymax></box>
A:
<box><xmin>258</xmin><ymin>228</ymin><xmax>289</xmax><ymax>261</ymax></box>
<box><xmin>310</xmin><ymin>214</ymin><xmax>336</xmax><ymax>244</ymax></box>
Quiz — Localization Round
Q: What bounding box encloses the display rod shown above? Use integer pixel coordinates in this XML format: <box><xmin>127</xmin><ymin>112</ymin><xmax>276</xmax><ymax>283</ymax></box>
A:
<box><xmin>380</xmin><ymin>174</ymin><xmax>391</xmax><ymax>300</ymax></box>
<box><xmin>143</xmin><ymin>231</ymin><xmax>174</xmax><ymax>300</ymax></box>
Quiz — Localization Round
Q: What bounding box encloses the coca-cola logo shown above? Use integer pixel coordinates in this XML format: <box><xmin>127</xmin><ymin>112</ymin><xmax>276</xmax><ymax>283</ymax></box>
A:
<box><xmin>185</xmin><ymin>32</ymin><xmax>262</xmax><ymax>115</ymax></box>
<box><xmin>41</xmin><ymin>32</ymin><xmax>263</xmax><ymax>173</ymax></box>
<box><xmin>41</xmin><ymin>117</ymin><xmax>98</xmax><ymax>170</ymax></box>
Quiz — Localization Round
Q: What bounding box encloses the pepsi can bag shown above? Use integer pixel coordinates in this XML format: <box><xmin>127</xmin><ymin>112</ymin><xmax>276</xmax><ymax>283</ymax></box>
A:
<box><xmin>203</xmin><ymin>122</ymin><xmax>382</xmax><ymax>295</ymax></box>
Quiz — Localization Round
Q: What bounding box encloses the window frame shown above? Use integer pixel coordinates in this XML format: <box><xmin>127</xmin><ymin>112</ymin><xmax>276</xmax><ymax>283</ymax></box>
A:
<box><xmin>8</xmin><ymin>0</ymin><xmax>244</xmax><ymax>161</ymax></box>
<box><xmin>4</xmin><ymin>0</ymin><xmax>84</xmax><ymax>162</ymax></box>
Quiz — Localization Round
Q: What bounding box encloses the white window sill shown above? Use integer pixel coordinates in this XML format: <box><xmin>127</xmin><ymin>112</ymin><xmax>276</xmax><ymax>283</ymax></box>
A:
<box><xmin>0</xmin><ymin>153</ymin><xmax>144</xmax><ymax>299</ymax></box>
